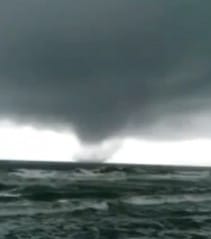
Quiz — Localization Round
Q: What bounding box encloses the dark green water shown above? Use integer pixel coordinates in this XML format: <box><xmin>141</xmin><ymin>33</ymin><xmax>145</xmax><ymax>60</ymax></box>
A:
<box><xmin>0</xmin><ymin>164</ymin><xmax>211</xmax><ymax>238</ymax></box>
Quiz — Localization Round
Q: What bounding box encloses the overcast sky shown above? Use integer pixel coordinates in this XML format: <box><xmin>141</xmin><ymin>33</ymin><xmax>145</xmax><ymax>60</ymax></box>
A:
<box><xmin>0</xmin><ymin>0</ymin><xmax>211</xmax><ymax>143</ymax></box>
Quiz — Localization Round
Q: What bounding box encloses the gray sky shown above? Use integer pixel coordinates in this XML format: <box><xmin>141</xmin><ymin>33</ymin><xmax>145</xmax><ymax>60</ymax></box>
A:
<box><xmin>0</xmin><ymin>0</ymin><xmax>211</xmax><ymax>142</ymax></box>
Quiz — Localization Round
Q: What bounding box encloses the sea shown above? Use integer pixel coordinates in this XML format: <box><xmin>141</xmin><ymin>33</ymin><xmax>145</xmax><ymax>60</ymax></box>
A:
<box><xmin>0</xmin><ymin>161</ymin><xmax>211</xmax><ymax>239</ymax></box>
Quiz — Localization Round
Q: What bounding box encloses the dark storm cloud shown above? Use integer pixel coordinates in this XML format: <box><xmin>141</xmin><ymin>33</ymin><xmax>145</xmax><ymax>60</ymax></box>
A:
<box><xmin>0</xmin><ymin>0</ymin><xmax>211</xmax><ymax>141</ymax></box>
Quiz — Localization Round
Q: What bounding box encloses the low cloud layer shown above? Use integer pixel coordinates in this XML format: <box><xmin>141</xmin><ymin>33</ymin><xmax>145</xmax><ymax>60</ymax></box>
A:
<box><xmin>0</xmin><ymin>1</ymin><xmax>211</xmax><ymax>142</ymax></box>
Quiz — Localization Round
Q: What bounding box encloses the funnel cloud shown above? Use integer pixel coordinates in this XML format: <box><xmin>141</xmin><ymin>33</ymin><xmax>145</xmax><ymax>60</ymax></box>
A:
<box><xmin>0</xmin><ymin>1</ymin><xmax>211</xmax><ymax>142</ymax></box>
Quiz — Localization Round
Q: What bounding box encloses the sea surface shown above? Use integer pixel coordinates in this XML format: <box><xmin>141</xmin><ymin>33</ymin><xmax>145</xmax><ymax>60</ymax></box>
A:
<box><xmin>0</xmin><ymin>163</ymin><xmax>211</xmax><ymax>238</ymax></box>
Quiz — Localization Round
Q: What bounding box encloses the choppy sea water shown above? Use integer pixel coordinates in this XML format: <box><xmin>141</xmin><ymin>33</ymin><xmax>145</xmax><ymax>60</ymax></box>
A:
<box><xmin>0</xmin><ymin>164</ymin><xmax>211</xmax><ymax>238</ymax></box>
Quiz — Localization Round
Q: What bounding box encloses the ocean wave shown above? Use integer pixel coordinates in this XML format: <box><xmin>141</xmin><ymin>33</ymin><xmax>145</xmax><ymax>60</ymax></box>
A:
<box><xmin>131</xmin><ymin>170</ymin><xmax>211</xmax><ymax>182</ymax></box>
<box><xmin>122</xmin><ymin>194</ymin><xmax>211</xmax><ymax>206</ymax></box>
<box><xmin>174</xmin><ymin>170</ymin><xmax>211</xmax><ymax>179</ymax></box>
<box><xmin>0</xmin><ymin>192</ymin><xmax>21</xmax><ymax>202</ymax></box>
<box><xmin>0</xmin><ymin>200</ymin><xmax>108</xmax><ymax>217</ymax></box>
<box><xmin>9</xmin><ymin>169</ymin><xmax>58</xmax><ymax>179</ymax></box>
<box><xmin>1</xmin><ymin>166</ymin><xmax>211</xmax><ymax>238</ymax></box>
<box><xmin>9</xmin><ymin>168</ymin><xmax>127</xmax><ymax>182</ymax></box>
